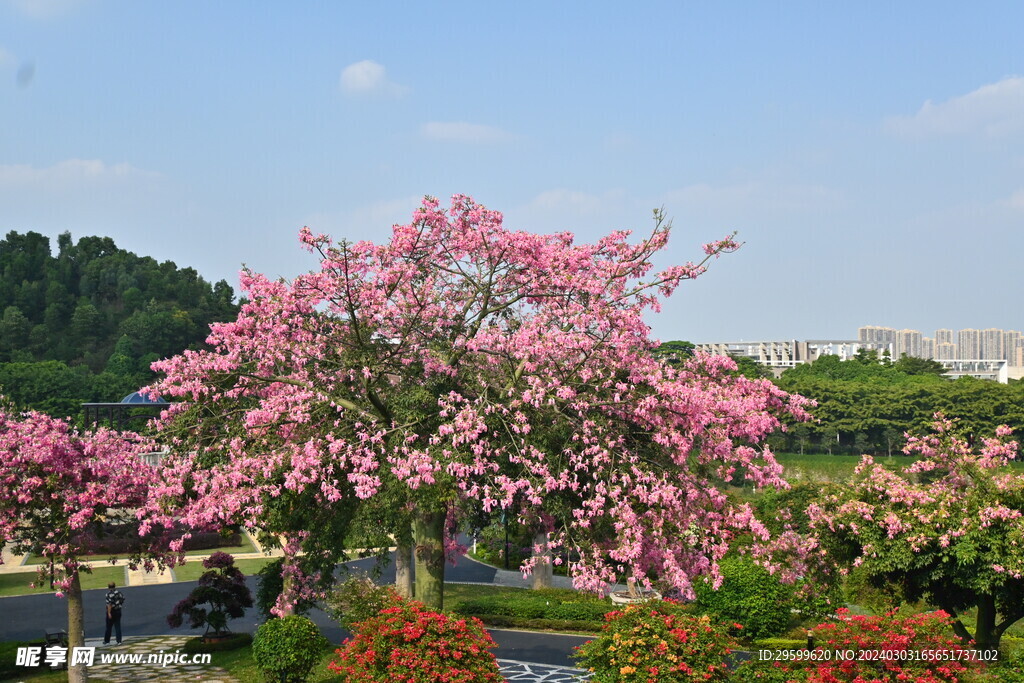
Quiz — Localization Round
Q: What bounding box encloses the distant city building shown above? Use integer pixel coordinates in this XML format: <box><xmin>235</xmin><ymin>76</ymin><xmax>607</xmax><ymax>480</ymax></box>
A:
<box><xmin>982</xmin><ymin>328</ymin><xmax>1004</xmax><ymax>360</ymax></box>
<box><xmin>895</xmin><ymin>329</ymin><xmax>923</xmax><ymax>358</ymax></box>
<box><xmin>958</xmin><ymin>329</ymin><xmax>981</xmax><ymax>361</ymax></box>
<box><xmin>922</xmin><ymin>337</ymin><xmax>934</xmax><ymax>360</ymax></box>
<box><xmin>1004</xmin><ymin>330</ymin><xmax>1022</xmax><ymax>363</ymax></box>
<box><xmin>696</xmin><ymin>324</ymin><xmax>1024</xmax><ymax>383</ymax></box>
<box><xmin>696</xmin><ymin>339</ymin><xmax>892</xmax><ymax>377</ymax></box>
<box><xmin>935</xmin><ymin>359</ymin><xmax>1008</xmax><ymax>383</ymax></box>
<box><xmin>858</xmin><ymin>325</ymin><xmax>896</xmax><ymax>349</ymax></box>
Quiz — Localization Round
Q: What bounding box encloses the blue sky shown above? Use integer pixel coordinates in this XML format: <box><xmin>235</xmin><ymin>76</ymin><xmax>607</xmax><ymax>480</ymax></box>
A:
<box><xmin>1</xmin><ymin>1</ymin><xmax>1022</xmax><ymax>343</ymax></box>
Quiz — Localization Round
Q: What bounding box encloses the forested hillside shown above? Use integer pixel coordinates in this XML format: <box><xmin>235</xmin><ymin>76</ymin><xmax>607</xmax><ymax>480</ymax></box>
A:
<box><xmin>0</xmin><ymin>230</ymin><xmax>238</xmax><ymax>418</ymax></box>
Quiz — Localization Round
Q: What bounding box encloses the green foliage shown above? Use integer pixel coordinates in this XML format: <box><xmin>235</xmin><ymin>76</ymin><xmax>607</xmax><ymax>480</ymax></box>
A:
<box><xmin>775</xmin><ymin>354</ymin><xmax>1024</xmax><ymax>455</ymax></box>
<box><xmin>325</xmin><ymin>575</ymin><xmax>402</xmax><ymax>630</ymax></box>
<box><xmin>692</xmin><ymin>556</ymin><xmax>793</xmax><ymax>639</ymax></box>
<box><xmin>252</xmin><ymin>615</ymin><xmax>329</xmax><ymax>683</ymax></box>
<box><xmin>0</xmin><ymin>230</ymin><xmax>238</xmax><ymax>418</ymax></box>
<box><xmin>450</xmin><ymin>587</ymin><xmax>612</xmax><ymax>625</ymax></box>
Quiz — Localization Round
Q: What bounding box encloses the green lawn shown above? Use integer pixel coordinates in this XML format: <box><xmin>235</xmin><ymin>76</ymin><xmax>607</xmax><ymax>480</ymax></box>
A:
<box><xmin>172</xmin><ymin>556</ymin><xmax>275</xmax><ymax>582</ymax></box>
<box><xmin>24</xmin><ymin>535</ymin><xmax>257</xmax><ymax>566</ymax></box>
<box><xmin>0</xmin><ymin>566</ymin><xmax>125</xmax><ymax>598</ymax></box>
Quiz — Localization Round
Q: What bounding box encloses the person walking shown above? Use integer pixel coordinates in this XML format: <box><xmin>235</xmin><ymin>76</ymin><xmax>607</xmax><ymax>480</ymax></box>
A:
<box><xmin>103</xmin><ymin>582</ymin><xmax>125</xmax><ymax>645</ymax></box>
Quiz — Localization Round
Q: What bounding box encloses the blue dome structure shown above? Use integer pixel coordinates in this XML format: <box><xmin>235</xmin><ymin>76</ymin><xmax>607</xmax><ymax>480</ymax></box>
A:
<box><xmin>83</xmin><ymin>391</ymin><xmax>171</xmax><ymax>430</ymax></box>
<box><xmin>120</xmin><ymin>391</ymin><xmax>163</xmax><ymax>404</ymax></box>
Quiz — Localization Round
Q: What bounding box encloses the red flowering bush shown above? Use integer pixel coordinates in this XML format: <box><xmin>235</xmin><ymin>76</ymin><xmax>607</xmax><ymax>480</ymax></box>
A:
<box><xmin>329</xmin><ymin>596</ymin><xmax>502</xmax><ymax>683</ymax></box>
<box><xmin>802</xmin><ymin>609</ymin><xmax>976</xmax><ymax>682</ymax></box>
<box><xmin>574</xmin><ymin>600</ymin><xmax>736</xmax><ymax>682</ymax></box>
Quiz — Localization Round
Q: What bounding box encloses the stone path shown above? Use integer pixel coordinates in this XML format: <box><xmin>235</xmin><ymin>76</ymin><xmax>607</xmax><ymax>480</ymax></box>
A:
<box><xmin>82</xmin><ymin>636</ymin><xmax>238</xmax><ymax>682</ymax></box>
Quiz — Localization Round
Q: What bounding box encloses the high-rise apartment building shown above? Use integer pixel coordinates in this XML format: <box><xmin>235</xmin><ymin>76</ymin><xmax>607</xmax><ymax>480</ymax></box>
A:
<box><xmin>958</xmin><ymin>329</ymin><xmax>982</xmax><ymax>360</ymax></box>
<box><xmin>858</xmin><ymin>326</ymin><xmax>896</xmax><ymax>355</ymax></box>
<box><xmin>935</xmin><ymin>342</ymin><xmax>957</xmax><ymax>360</ymax></box>
<box><xmin>1003</xmin><ymin>330</ymin><xmax>1021</xmax><ymax>365</ymax></box>
<box><xmin>982</xmin><ymin>329</ymin><xmax>1004</xmax><ymax>360</ymax></box>
<box><xmin>895</xmin><ymin>329</ymin><xmax>923</xmax><ymax>358</ymax></box>
<box><xmin>853</xmin><ymin>326</ymin><xmax>1022</xmax><ymax>366</ymax></box>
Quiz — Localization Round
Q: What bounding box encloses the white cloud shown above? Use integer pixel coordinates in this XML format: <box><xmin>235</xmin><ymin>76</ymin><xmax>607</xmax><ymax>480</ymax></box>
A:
<box><xmin>886</xmin><ymin>76</ymin><xmax>1024</xmax><ymax>138</ymax></box>
<box><xmin>420</xmin><ymin>121</ymin><xmax>512</xmax><ymax>144</ymax></box>
<box><xmin>0</xmin><ymin>159</ymin><xmax>158</xmax><ymax>186</ymax></box>
<box><xmin>339</xmin><ymin>60</ymin><xmax>405</xmax><ymax>96</ymax></box>
<box><xmin>4</xmin><ymin>0</ymin><xmax>85</xmax><ymax>19</ymax></box>
<box><xmin>0</xmin><ymin>47</ymin><xmax>14</xmax><ymax>68</ymax></box>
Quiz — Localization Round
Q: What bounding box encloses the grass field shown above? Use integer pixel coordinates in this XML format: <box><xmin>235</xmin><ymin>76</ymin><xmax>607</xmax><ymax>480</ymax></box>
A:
<box><xmin>172</xmin><ymin>556</ymin><xmax>276</xmax><ymax>582</ymax></box>
<box><xmin>0</xmin><ymin>566</ymin><xmax>126</xmax><ymax>598</ymax></box>
<box><xmin>24</xmin><ymin>535</ymin><xmax>257</xmax><ymax>566</ymax></box>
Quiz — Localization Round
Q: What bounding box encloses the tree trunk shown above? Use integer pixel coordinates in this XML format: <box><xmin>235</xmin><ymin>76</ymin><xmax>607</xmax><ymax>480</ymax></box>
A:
<box><xmin>277</xmin><ymin>557</ymin><xmax>296</xmax><ymax>617</ymax></box>
<box><xmin>531</xmin><ymin>531</ymin><xmax>553</xmax><ymax>590</ymax></box>
<box><xmin>67</xmin><ymin>572</ymin><xmax>88</xmax><ymax>683</ymax></box>
<box><xmin>973</xmin><ymin>594</ymin><xmax>999</xmax><ymax>651</ymax></box>
<box><xmin>413</xmin><ymin>508</ymin><xmax>445</xmax><ymax>611</ymax></box>
<box><xmin>395</xmin><ymin>522</ymin><xmax>414</xmax><ymax>600</ymax></box>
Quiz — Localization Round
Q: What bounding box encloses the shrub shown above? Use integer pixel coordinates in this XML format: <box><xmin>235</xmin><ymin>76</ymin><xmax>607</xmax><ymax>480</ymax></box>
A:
<box><xmin>325</xmin><ymin>574</ymin><xmax>402</xmax><ymax>630</ymax></box>
<box><xmin>574</xmin><ymin>601</ymin><xmax>737</xmax><ymax>682</ymax></box>
<box><xmin>252</xmin><ymin>615</ymin><xmax>328</xmax><ymax>683</ymax></box>
<box><xmin>166</xmin><ymin>552</ymin><xmax>253</xmax><ymax>636</ymax></box>
<box><xmin>547</xmin><ymin>601</ymin><xmax>611</xmax><ymax>622</ymax></box>
<box><xmin>330</xmin><ymin>596</ymin><xmax>502</xmax><ymax>683</ymax></box>
<box><xmin>692</xmin><ymin>556</ymin><xmax>793</xmax><ymax>639</ymax></box>
<box><xmin>451</xmin><ymin>590</ymin><xmax>613</xmax><ymax>624</ymax></box>
<box><xmin>802</xmin><ymin>609</ymin><xmax>975</xmax><ymax>682</ymax></box>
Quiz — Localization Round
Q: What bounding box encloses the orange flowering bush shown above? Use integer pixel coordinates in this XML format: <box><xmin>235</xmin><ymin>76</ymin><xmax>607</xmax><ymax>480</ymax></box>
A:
<box><xmin>574</xmin><ymin>600</ymin><xmax>736</xmax><ymax>682</ymax></box>
<box><xmin>329</xmin><ymin>596</ymin><xmax>501</xmax><ymax>683</ymax></box>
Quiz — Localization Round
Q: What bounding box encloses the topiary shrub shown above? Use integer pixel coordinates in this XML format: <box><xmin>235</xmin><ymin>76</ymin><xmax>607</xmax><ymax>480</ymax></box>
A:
<box><xmin>574</xmin><ymin>601</ymin><xmax>736</xmax><ymax>681</ymax></box>
<box><xmin>692</xmin><ymin>555</ymin><xmax>793</xmax><ymax>639</ymax></box>
<box><xmin>167</xmin><ymin>552</ymin><xmax>254</xmax><ymax>637</ymax></box>
<box><xmin>330</xmin><ymin>596</ymin><xmax>502</xmax><ymax>682</ymax></box>
<box><xmin>252</xmin><ymin>615</ymin><xmax>328</xmax><ymax>683</ymax></box>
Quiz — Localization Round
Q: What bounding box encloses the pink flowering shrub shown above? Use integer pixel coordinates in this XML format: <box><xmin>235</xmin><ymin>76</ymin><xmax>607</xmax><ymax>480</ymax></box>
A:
<box><xmin>574</xmin><ymin>601</ymin><xmax>737</xmax><ymax>682</ymax></box>
<box><xmin>809</xmin><ymin>416</ymin><xmax>1024</xmax><ymax>650</ymax></box>
<box><xmin>329</xmin><ymin>596</ymin><xmax>502</xmax><ymax>683</ymax></box>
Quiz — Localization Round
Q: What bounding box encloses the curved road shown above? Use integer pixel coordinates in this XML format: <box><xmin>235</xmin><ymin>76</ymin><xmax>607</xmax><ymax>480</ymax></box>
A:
<box><xmin>0</xmin><ymin>555</ymin><xmax>591</xmax><ymax>668</ymax></box>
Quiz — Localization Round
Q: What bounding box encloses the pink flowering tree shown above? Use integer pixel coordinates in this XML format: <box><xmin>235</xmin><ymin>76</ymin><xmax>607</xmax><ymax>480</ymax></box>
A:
<box><xmin>0</xmin><ymin>408</ymin><xmax>167</xmax><ymax>683</ymax></box>
<box><xmin>144</xmin><ymin>195</ymin><xmax>810</xmax><ymax>611</ymax></box>
<box><xmin>809</xmin><ymin>415</ymin><xmax>1024</xmax><ymax>650</ymax></box>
